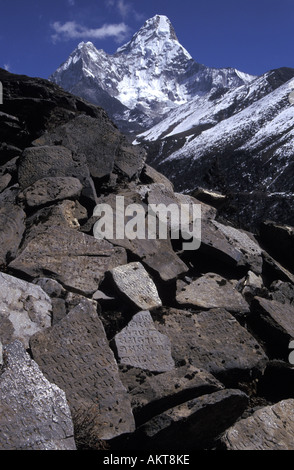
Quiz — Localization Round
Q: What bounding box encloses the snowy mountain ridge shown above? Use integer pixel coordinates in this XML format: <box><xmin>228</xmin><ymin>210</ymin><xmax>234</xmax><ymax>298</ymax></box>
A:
<box><xmin>50</xmin><ymin>15</ymin><xmax>255</xmax><ymax>131</ymax></box>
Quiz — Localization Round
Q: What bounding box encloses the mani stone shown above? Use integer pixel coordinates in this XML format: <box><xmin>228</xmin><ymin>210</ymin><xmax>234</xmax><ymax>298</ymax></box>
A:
<box><xmin>155</xmin><ymin>308</ymin><xmax>268</xmax><ymax>381</ymax></box>
<box><xmin>113</xmin><ymin>310</ymin><xmax>175</xmax><ymax>373</ymax></box>
<box><xmin>17</xmin><ymin>145</ymin><xmax>89</xmax><ymax>190</ymax></box>
<box><xmin>93</xmin><ymin>191</ymin><xmax>189</xmax><ymax>282</ymax></box>
<box><xmin>19</xmin><ymin>176</ymin><xmax>83</xmax><ymax>207</ymax></box>
<box><xmin>221</xmin><ymin>399</ymin><xmax>294</xmax><ymax>450</ymax></box>
<box><xmin>33</xmin><ymin>114</ymin><xmax>146</xmax><ymax>180</ymax></box>
<box><xmin>0</xmin><ymin>340</ymin><xmax>76</xmax><ymax>450</ymax></box>
<box><xmin>176</xmin><ymin>273</ymin><xmax>250</xmax><ymax>313</ymax></box>
<box><xmin>30</xmin><ymin>298</ymin><xmax>135</xmax><ymax>441</ymax></box>
<box><xmin>9</xmin><ymin>225</ymin><xmax>127</xmax><ymax>295</ymax></box>
<box><xmin>0</xmin><ymin>272</ymin><xmax>52</xmax><ymax>349</ymax></box>
<box><xmin>0</xmin><ymin>203</ymin><xmax>26</xmax><ymax>266</ymax></box>
<box><xmin>133</xmin><ymin>389</ymin><xmax>248</xmax><ymax>451</ymax></box>
<box><xmin>109</xmin><ymin>262</ymin><xmax>162</xmax><ymax>310</ymax></box>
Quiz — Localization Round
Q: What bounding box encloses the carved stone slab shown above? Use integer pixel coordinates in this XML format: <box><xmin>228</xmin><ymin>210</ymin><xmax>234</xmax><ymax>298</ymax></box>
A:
<box><xmin>9</xmin><ymin>225</ymin><xmax>127</xmax><ymax>295</ymax></box>
<box><xmin>113</xmin><ymin>310</ymin><xmax>175</xmax><ymax>372</ymax></box>
<box><xmin>0</xmin><ymin>272</ymin><xmax>52</xmax><ymax>348</ymax></box>
<box><xmin>110</xmin><ymin>262</ymin><xmax>162</xmax><ymax>310</ymax></box>
<box><xmin>222</xmin><ymin>399</ymin><xmax>294</xmax><ymax>450</ymax></box>
<box><xmin>30</xmin><ymin>298</ymin><xmax>135</xmax><ymax>441</ymax></box>
<box><xmin>176</xmin><ymin>273</ymin><xmax>250</xmax><ymax>313</ymax></box>
<box><xmin>0</xmin><ymin>340</ymin><xmax>76</xmax><ymax>450</ymax></box>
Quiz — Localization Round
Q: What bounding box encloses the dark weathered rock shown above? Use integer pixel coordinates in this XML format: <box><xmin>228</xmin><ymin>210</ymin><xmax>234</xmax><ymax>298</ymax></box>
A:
<box><xmin>92</xmin><ymin>190</ymin><xmax>189</xmax><ymax>282</ymax></box>
<box><xmin>139</xmin><ymin>164</ymin><xmax>174</xmax><ymax>192</ymax></box>
<box><xmin>33</xmin><ymin>114</ymin><xmax>146</xmax><ymax>181</ymax></box>
<box><xmin>210</xmin><ymin>220</ymin><xmax>263</xmax><ymax>274</ymax></box>
<box><xmin>262</xmin><ymin>251</ymin><xmax>294</xmax><ymax>285</ymax></box>
<box><xmin>129</xmin><ymin>365</ymin><xmax>224</xmax><ymax>424</ymax></box>
<box><xmin>0</xmin><ymin>340</ymin><xmax>76</xmax><ymax>450</ymax></box>
<box><xmin>109</xmin><ymin>262</ymin><xmax>162</xmax><ymax>310</ymax></box>
<box><xmin>0</xmin><ymin>203</ymin><xmax>25</xmax><ymax>266</ymax></box>
<box><xmin>9</xmin><ymin>225</ymin><xmax>127</xmax><ymax>295</ymax></box>
<box><xmin>269</xmin><ymin>280</ymin><xmax>294</xmax><ymax>304</ymax></box>
<box><xmin>19</xmin><ymin>176</ymin><xmax>83</xmax><ymax>207</ymax></box>
<box><xmin>249</xmin><ymin>296</ymin><xmax>294</xmax><ymax>359</ymax></box>
<box><xmin>0</xmin><ymin>272</ymin><xmax>52</xmax><ymax>348</ymax></box>
<box><xmin>221</xmin><ymin>399</ymin><xmax>294</xmax><ymax>450</ymax></box>
<box><xmin>18</xmin><ymin>145</ymin><xmax>89</xmax><ymax>190</ymax></box>
<box><xmin>155</xmin><ymin>307</ymin><xmax>268</xmax><ymax>382</ymax></box>
<box><xmin>112</xmin><ymin>310</ymin><xmax>175</xmax><ymax>373</ymax></box>
<box><xmin>0</xmin><ymin>67</ymin><xmax>109</xmax><ymax>150</ymax></box>
<box><xmin>0</xmin><ymin>173</ymin><xmax>12</xmax><ymax>193</ymax></box>
<box><xmin>260</xmin><ymin>220</ymin><xmax>294</xmax><ymax>272</ymax></box>
<box><xmin>30</xmin><ymin>298</ymin><xmax>135</xmax><ymax>441</ymax></box>
<box><xmin>131</xmin><ymin>389</ymin><xmax>248</xmax><ymax>451</ymax></box>
<box><xmin>176</xmin><ymin>273</ymin><xmax>250</xmax><ymax>313</ymax></box>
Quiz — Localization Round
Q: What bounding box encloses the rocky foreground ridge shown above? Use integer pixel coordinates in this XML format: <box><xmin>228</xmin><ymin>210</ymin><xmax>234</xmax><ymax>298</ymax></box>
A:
<box><xmin>0</xmin><ymin>68</ymin><xmax>294</xmax><ymax>451</ymax></box>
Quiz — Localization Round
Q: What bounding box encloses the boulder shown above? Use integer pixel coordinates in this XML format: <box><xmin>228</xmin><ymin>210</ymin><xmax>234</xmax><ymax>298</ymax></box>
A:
<box><xmin>129</xmin><ymin>365</ymin><xmax>224</xmax><ymax>425</ymax></box>
<box><xmin>9</xmin><ymin>225</ymin><xmax>127</xmax><ymax>295</ymax></box>
<box><xmin>249</xmin><ymin>296</ymin><xmax>294</xmax><ymax>359</ymax></box>
<box><xmin>0</xmin><ymin>272</ymin><xmax>52</xmax><ymax>349</ymax></box>
<box><xmin>30</xmin><ymin>298</ymin><xmax>135</xmax><ymax>441</ymax></box>
<box><xmin>0</xmin><ymin>340</ymin><xmax>76</xmax><ymax>450</ymax></box>
<box><xmin>19</xmin><ymin>176</ymin><xmax>83</xmax><ymax>207</ymax></box>
<box><xmin>176</xmin><ymin>273</ymin><xmax>250</xmax><ymax>314</ymax></box>
<box><xmin>132</xmin><ymin>389</ymin><xmax>248</xmax><ymax>451</ymax></box>
<box><xmin>221</xmin><ymin>399</ymin><xmax>294</xmax><ymax>450</ymax></box>
<box><xmin>33</xmin><ymin>114</ymin><xmax>146</xmax><ymax>181</ymax></box>
<box><xmin>260</xmin><ymin>220</ymin><xmax>294</xmax><ymax>272</ymax></box>
<box><xmin>91</xmin><ymin>190</ymin><xmax>189</xmax><ymax>282</ymax></box>
<box><xmin>109</xmin><ymin>262</ymin><xmax>162</xmax><ymax>311</ymax></box>
<box><xmin>112</xmin><ymin>310</ymin><xmax>175</xmax><ymax>373</ymax></box>
<box><xmin>155</xmin><ymin>307</ymin><xmax>268</xmax><ymax>382</ymax></box>
<box><xmin>17</xmin><ymin>145</ymin><xmax>89</xmax><ymax>190</ymax></box>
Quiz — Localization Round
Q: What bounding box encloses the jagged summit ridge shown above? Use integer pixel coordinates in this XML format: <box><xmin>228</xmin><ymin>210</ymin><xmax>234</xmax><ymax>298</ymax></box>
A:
<box><xmin>116</xmin><ymin>14</ymin><xmax>183</xmax><ymax>54</ymax></box>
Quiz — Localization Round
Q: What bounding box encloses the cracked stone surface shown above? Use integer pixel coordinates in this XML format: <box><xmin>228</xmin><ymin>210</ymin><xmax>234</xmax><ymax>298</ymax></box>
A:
<box><xmin>0</xmin><ymin>340</ymin><xmax>76</xmax><ymax>450</ymax></box>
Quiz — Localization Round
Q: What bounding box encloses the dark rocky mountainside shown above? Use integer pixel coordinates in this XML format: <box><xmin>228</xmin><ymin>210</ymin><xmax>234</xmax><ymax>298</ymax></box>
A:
<box><xmin>1</xmin><ymin>68</ymin><xmax>294</xmax><ymax>451</ymax></box>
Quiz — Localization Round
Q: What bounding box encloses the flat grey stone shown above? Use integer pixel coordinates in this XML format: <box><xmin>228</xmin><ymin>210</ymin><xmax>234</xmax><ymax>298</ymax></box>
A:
<box><xmin>9</xmin><ymin>225</ymin><xmax>127</xmax><ymax>295</ymax></box>
<box><xmin>0</xmin><ymin>340</ymin><xmax>76</xmax><ymax>450</ymax></box>
<box><xmin>155</xmin><ymin>308</ymin><xmax>268</xmax><ymax>381</ymax></box>
<box><xmin>134</xmin><ymin>389</ymin><xmax>248</xmax><ymax>451</ymax></box>
<box><xmin>176</xmin><ymin>273</ymin><xmax>250</xmax><ymax>313</ymax></box>
<box><xmin>113</xmin><ymin>311</ymin><xmax>175</xmax><ymax>372</ymax></box>
<box><xmin>0</xmin><ymin>272</ymin><xmax>52</xmax><ymax>348</ymax></box>
<box><xmin>109</xmin><ymin>262</ymin><xmax>162</xmax><ymax>310</ymax></box>
<box><xmin>30</xmin><ymin>298</ymin><xmax>135</xmax><ymax>441</ymax></box>
<box><xmin>20</xmin><ymin>176</ymin><xmax>83</xmax><ymax>207</ymax></box>
<box><xmin>221</xmin><ymin>399</ymin><xmax>294</xmax><ymax>450</ymax></box>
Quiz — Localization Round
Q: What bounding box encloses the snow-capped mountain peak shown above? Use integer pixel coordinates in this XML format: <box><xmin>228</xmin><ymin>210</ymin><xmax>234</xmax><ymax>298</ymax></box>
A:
<box><xmin>116</xmin><ymin>14</ymin><xmax>186</xmax><ymax>55</ymax></box>
<box><xmin>50</xmin><ymin>15</ymin><xmax>255</xmax><ymax>132</ymax></box>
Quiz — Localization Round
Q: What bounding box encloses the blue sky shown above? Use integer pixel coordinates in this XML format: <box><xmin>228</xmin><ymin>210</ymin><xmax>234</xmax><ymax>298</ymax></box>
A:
<box><xmin>1</xmin><ymin>0</ymin><xmax>294</xmax><ymax>79</ymax></box>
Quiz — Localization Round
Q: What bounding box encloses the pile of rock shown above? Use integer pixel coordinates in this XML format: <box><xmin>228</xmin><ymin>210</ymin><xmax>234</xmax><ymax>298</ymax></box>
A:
<box><xmin>0</xmin><ymin>68</ymin><xmax>294</xmax><ymax>451</ymax></box>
